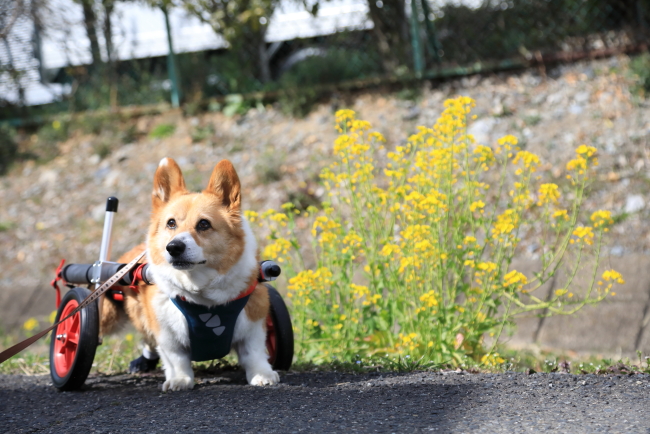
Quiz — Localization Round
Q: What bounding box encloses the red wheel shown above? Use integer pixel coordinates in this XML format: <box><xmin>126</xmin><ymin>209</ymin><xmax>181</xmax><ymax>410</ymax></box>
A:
<box><xmin>53</xmin><ymin>299</ymin><xmax>80</xmax><ymax>377</ymax></box>
<box><xmin>265</xmin><ymin>284</ymin><xmax>293</xmax><ymax>370</ymax></box>
<box><xmin>49</xmin><ymin>287</ymin><xmax>99</xmax><ymax>391</ymax></box>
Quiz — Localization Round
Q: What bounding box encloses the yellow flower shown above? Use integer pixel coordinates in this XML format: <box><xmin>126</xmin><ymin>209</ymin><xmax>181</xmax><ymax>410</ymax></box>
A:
<box><xmin>23</xmin><ymin>317</ymin><xmax>38</xmax><ymax>332</ymax></box>
<box><xmin>463</xmin><ymin>235</ymin><xmax>477</xmax><ymax>245</ymax></box>
<box><xmin>590</xmin><ymin>210</ymin><xmax>613</xmax><ymax>228</ymax></box>
<box><xmin>503</xmin><ymin>270</ymin><xmax>528</xmax><ymax>289</ymax></box>
<box><xmin>262</xmin><ymin>238</ymin><xmax>291</xmax><ymax>263</ymax></box>
<box><xmin>602</xmin><ymin>269</ymin><xmax>625</xmax><ymax>284</ymax></box>
<box><xmin>469</xmin><ymin>200</ymin><xmax>485</xmax><ymax>212</ymax></box>
<box><xmin>567</xmin><ymin>145</ymin><xmax>598</xmax><ymax>174</ymax></box>
<box><xmin>269</xmin><ymin>212</ymin><xmax>288</xmax><ymax>226</ymax></box>
<box><xmin>538</xmin><ymin>183</ymin><xmax>560</xmax><ymax>205</ymax></box>
<box><xmin>419</xmin><ymin>290</ymin><xmax>439</xmax><ymax>307</ymax></box>
<box><xmin>481</xmin><ymin>352</ymin><xmax>505</xmax><ymax>366</ymax></box>
<box><xmin>553</xmin><ymin>209</ymin><xmax>569</xmax><ymax>221</ymax></box>
<box><xmin>477</xmin><ymin>262</ymin><xmax>497</xmax><ymax>273</ymax></box>
<box><xmin>493</xmin><ymin>209</ymin><xmax>519</xmax><ymax>237</ymax></box>
<box><xmin>380</xmin><ymin>244</ymin><xmax>401</xmax><ymax>257</ymax></box>
<box><xmin>576</xmin><ymin>144</ymin><xmax>597</xmax><ymax>158</ymax></box>
<box><xmin>572</xmin><ymin>226</ymin><xmax>594</xmax><ymax>245</ymax></box>
<box><xmin>243</xmin><ymin>210</ymin><xmax>259</xmax><ymax>223</ymax></box>
<box><xmin>513</xmin><ymin>150</ymin><xmax>541</xmax><ymax>171</ymax></box>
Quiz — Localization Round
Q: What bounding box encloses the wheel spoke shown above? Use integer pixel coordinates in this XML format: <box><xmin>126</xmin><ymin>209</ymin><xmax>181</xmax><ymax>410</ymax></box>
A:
<box><xmin>58</xmin><ymin>320</ymin><xmax>68</xmax><ymax>335</ymax></box>
<box><xmin>64</xmin><ymin>346</ymin><xmax>74</xmax><ymax>370</ymax></box>
<box><xmin>53</xmin><ymin>298</ymin><xmax>82</xmax><ymax>378</ymax></box>
<box><xmin>70</xmin><ymin>314</ymin><xmax>79</xmax><ymax>330</ymax></box>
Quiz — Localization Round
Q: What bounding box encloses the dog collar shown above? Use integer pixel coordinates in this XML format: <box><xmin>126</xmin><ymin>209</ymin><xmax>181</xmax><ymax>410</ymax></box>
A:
<box><xmin>176</xmin><ymin>280</ymin><xmax>257</xmax><ymax>303</ymax></box>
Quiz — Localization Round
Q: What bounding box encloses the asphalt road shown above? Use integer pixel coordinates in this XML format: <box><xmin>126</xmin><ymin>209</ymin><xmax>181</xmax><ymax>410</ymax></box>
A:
<box><xmin>1</xmin><ymin>369</ymin><xmax>649</xmax><ymax>433</ymax></box>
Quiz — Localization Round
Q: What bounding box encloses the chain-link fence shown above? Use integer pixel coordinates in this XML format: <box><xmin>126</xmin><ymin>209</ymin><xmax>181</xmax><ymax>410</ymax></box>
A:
<box><xmin>1</xmin><ymin>0</ymin><xmax>649</xmax><ymax>118</ymax></box>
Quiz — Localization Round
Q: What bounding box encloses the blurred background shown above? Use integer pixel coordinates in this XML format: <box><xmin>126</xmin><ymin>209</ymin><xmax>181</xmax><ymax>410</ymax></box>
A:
<box><xmin>3</xmin><ymin>0</ymin><xmax>650</xmax><ymax>359</ymax></box>
<box><xmin>1</xmin><ymin>0</ymin><xmax>647</xmax><ymax>116</ymax></box>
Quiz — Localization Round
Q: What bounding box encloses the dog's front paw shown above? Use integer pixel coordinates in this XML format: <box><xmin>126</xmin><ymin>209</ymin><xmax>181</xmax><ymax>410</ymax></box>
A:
<box><xmin>248</xmin><ymin>370</ymin><xmax>280</xmax><ymax>386</ymax></box>
<box><xmin>162</xmin><ymin>376</ymin><xmax>194</xmax><ymax>392</ymax></box>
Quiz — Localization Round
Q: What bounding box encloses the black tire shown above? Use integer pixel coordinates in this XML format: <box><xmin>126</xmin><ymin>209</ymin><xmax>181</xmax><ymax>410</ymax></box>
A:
<box><xmin>49</xmin><ymin>287</ymin><xmax>99</xmax><ymax>391</ymax></box>
<box><xmin>265</xmin><ymin>284</ymin><xmax>294</xmax><ymax>371</ymax></box>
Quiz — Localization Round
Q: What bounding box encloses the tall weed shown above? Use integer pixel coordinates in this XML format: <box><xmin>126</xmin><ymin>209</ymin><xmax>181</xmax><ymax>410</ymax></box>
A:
<box><xmin>251</xmin><ymin>96</ymin><xmax>622</xmax><ymax>366</ymax></box>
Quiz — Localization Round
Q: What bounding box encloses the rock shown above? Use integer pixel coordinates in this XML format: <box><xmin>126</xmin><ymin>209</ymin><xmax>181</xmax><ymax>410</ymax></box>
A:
<box><xmin>625</xmin><ymin>195</ymin><xmax>645</xmax><ymax>214</ymax></box>
<box><xmin>468</xmin><ymin>117</ymin><xmax>497</xmax><ymax>145</ymax></box>
<box><xmin>402</xmin><ymin>107</ymin><xmax>421</xmax><ymax>121</ymax></box>
<box><xmin>569</xmin><ymin>104</ymin><xmax>583</xmax><ymax>115</ymax></box>
<box><xmin>104</xmin><ymin>170</ymin><xmax>121</xmax><ymax>187</ymax></box>
<box><xmin>91</xmin><ymin>204</ymin><xmax>105</xmax><ymax>222</ymax></box>
<box><xmin>575</xmin><ymin>91</ymin><xmax>590</xmax><ymax>104</ymax></box>
<box><xmin>38</xmin><ymin>170</ymin><xmax>57</xmax><ymax>185</ymax></box>
<box><xmin>88</xmin><ymin>154</ymin><xmax>101</xmax><ymax>165</ymax></box>
<box><xmin>610</xmin><ymin>245</ymin><xmax>625</xmax><ymax>256</ymax></box>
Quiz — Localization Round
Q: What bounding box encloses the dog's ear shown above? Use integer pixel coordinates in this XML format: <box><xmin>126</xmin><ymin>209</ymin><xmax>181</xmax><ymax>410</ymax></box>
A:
<box><xmin>152</xmin><ymin>157</ymin><xmax>187</xmax><ymax>212</ymax></box>
<box><xmin>204</xmin><ymin>160</ymin><xmax>241</xmax><ymax>217</ymax></box>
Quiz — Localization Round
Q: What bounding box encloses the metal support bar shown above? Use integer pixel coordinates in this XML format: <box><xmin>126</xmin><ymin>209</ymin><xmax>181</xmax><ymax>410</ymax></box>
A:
<box><xmin>409</xmin><ymin>0</ymin><xmax>424</xmax><ymax>77</ymax></box>
<box><xmin>419</xmin><ymin>0</ymin><xmax>442</xmax><ymax>63</ymax></box>
<box><xmin>162</xmin><ymin>5</ymin><xmax>181</xmax><ymax>108</ymax></box>
<box><xmin>95</xmin><ymin>196</ymin><xmax>118</xmax><ymax>345</ymax></box>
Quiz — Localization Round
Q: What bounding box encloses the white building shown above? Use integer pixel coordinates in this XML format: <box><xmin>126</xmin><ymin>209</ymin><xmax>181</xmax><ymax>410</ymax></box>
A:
<box><xmin>0</xmin><ymin>0</ymin><xmax>372</xmax><ymax>106</ymax></box>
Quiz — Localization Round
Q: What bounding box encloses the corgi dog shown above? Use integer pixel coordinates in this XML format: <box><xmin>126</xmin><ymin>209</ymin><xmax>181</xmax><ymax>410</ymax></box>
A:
<box><xmin>100</xmin><ymin>158</ymin><xmax>279</xmax><ymax>391</ymax></box>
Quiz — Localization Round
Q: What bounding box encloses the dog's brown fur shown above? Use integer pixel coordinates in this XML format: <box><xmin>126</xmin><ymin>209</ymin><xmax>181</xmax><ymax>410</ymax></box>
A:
<box><xmin>99</xmin><ymin>159</ymin><xmax>269</xmax><ymax>343</ymax></box>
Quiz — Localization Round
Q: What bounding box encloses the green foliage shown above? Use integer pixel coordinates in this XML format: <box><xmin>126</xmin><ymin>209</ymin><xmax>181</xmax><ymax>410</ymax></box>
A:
<box><xmin>93</xmin><ymin>140</ymin><xmax>113</xmax><ymax>159</ymax></box>
<box><xmin>629</xmin><ymin>52</ymin><xmax>650</xmax><ymax>97</ymax></box>
<box><xmin>0</xmin><ymin>125</ymin><xmax>18</xmax><ymax>175</ymax></box>
<box><xmin>182</xmin><ymin>0</ymin><xmax>277</xmax><ymax>83</ymax></box>
<box><xmin>149</xmin><ymin>123</ymin><xmax>176</xmax><ymax>139</ymax></box>
<box><xmin>278</xmin><ymin>87</ymin><xmax>323</xmax><ymax>118</ymax></box>
<box><xmin>222</xmin><ymin>94</ymin><xmax>250</xmax><ymax>117</ymax></box>
<box><xmin>277</xmin><ymin>46</ymin><xmax>382</xmax><ymax>117</ymax></box>
<box><xmin>255</xmin><ymin>149</ymin><xmax>284</xmax><ymax>183</ymax></box>
<box><xmin>191</xmin><ymin>125</ymin><xmax>214</xmax><ymax>143</ymax></box>
<box><xmin>37</xmin><ymin>118</ymin><xmax>69</xmax><ymax>143</ymax></box>
<box><xmin>433</xmin><ymin>0</ymin><xmax>636</xmax><ymax>65</ymax></box>
<box><xmin>523</xmin><ymin>114</ymin><xmax>542</xmax><ymax>126</ymax></box>
<box><xmin>279</xmin><ymin>47</ymin><xmax>382</xmax><ymax>88</ymax></box>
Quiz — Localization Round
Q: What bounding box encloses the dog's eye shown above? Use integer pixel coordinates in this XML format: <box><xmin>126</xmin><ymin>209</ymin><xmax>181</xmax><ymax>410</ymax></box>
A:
<box><xmin>167</xmin><ymin>219</ymin><xmax>177</xmax><ymax>229</ymax></box>
<box><xmin>196</xmin><ymin>219</ymin><xmax>211</xmax><ymax>231</ymax></box>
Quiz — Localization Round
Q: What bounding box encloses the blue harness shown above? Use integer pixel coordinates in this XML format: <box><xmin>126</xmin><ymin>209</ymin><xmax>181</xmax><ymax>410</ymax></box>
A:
<box><xmin>171</xmin><ymin>295</ymin><xmax>250</xmax><ymax>362</ymax></box>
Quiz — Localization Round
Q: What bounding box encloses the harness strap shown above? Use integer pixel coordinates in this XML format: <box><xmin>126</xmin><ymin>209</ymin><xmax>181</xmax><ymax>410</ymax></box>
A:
<box><xmin>237</xmin><ymin>280</ymin><xmax>258</xmax><ymax>299</ymax></box>
<box><xmin>178</xmin><ymin>280</ymin><xmax>257</xmax><ymax>302</ymax></box>
<box><xmin>50</xmin><ymin>259</ymin><xmax>66</xmax><ymax>308</ymax></box>
<box><xmin>129</xmin><ymin>262</ymin><xmax>148</xmax><ymax>293</ymax></box>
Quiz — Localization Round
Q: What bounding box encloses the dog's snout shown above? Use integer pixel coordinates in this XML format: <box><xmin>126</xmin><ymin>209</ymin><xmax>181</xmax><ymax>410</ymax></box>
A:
<box><xmin>166</xmin><ymin>239</ymin><xmax>186</xmax><ymax>257</ymax></box>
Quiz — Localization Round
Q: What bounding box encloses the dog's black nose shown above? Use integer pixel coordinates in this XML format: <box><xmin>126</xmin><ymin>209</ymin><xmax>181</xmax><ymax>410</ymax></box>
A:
<box><xmin>166</xmin><ymin>239</ymin><xmax>186</xmax><ymax>257</ymax></box>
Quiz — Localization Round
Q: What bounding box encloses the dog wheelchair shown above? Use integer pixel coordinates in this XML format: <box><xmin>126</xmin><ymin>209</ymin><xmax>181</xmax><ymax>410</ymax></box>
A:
<box><xmin>48</xmin><ymin>197</ymin><xmax>294</xmax><ymax>391</ymax></box>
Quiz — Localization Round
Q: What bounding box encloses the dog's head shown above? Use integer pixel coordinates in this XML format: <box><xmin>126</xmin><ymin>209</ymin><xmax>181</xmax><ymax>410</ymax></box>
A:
<box><xmin>147</xmin><ymin>158</ymin><xmax>248</xmax><ymax>278</ymax></box>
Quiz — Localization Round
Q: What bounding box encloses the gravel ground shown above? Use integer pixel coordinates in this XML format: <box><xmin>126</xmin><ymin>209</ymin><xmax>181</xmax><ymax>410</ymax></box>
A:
<box><xmin>1</xmin><ymin>370</ymin><xmax>650</xmax><ymax>433</ymax></box>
